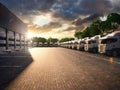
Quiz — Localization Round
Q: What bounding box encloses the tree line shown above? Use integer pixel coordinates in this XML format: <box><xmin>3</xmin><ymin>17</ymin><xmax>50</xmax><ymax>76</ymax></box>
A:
<box><xmin>31</xmin><ymin>37</ymin><xmax>75</xmax><ymax>44</ymax></box>
<box><xmin>74</xmin><ymin>13</ymin><xmax>120</xmax><ymax>39</ymax></box>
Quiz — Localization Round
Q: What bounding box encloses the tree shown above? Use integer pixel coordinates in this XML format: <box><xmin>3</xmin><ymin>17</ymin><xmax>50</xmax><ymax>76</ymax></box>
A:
<box><xmin>47</xmin><ymin>38</ymin><xmax>58</xmax><ymax>43</ymax></box>
<box><xmin>81</xmin><ymin>27</ymin><xmax>91</xmax><ymax>38</ymax></box>
<box><xmin>31</xmin><ymin>37</ymin><xmax>47</xmax><ymax>46</ymax></box>
<box><xmin>38</xmin><ymin>37</ymin><xmax>47</xmax><ymax>43</ymax></box>
<box><xmin>75</xmin><ymin>13</ymin><xmax>120</xmax><ymax>39</ymax></box>
<box><xmin>74</xmin><ymin>32</ymin><xmax>83</xmax><ymax>39</ymax></box>
<box><xmin>89</xmin><ymin>20</ymin><xmax>102</xmax><ymax>36</ymax></box>
<box><xmin>107</xmin><ymin>13</ymin><xmax>120</xmax><ymax>24</ymax></box>
<box><xmin>59</xmin><ymin>38</ymin><xmax>74</xmax><ymax>43</ymax></box>
<box><xmin>51</xmin><ymin>39</ymin><xmax>59</xmax><ymax>43</ymax></box>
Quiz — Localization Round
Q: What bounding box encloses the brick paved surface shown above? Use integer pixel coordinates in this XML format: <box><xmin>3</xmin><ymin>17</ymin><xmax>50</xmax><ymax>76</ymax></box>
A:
<box><xmin>2</xmin><ymin>48</ymin><xmax>120</xmax><ymax>90</ymax></box>
<box><xmin>0</xmin><ymin>50</ymin><xmax>33</xmax><ymax>90</ymax></box>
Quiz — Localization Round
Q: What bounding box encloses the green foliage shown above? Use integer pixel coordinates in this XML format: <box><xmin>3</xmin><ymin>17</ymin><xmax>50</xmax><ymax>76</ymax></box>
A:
<box><xmin>74</xmin><ymin>13</ymin><xmax>120</xmax><ymax>38</ymax></box>
<box><xmin>107</xmin><ymin>13</ymin><xmax>120</xmax><ymax>24</ymax></box>
<box><xmin>74</xmin><ymin>32</ymin><xmax>83</xmax><ymax>39</ymax></box>
<box><xmin>47</xmin><ymin>37</ymin><xmax>58</xmax><ymax>43</ymax></box>
<box><xmin>32</xmin><ymin>37</ymin><xmax>47</xmax><ymax>43</ymax></box>
<box><xmin>89</xmin><ymin>20</ymin><xmax>102</xmax><ymax>36</ymax></box>
<box><xmin>81</xmin><ymin>27</ymin><xmax>91</xmax><ymax>38</ymax></box>
<box><xmin>59</xmin><ymin>38</ymin><xmax>74</xmax><ymax>43</ymax></box>
<box><xmin>32</xmin><ymin>37</ymin><xmax>39</xmax><ymax>42</ymax></box>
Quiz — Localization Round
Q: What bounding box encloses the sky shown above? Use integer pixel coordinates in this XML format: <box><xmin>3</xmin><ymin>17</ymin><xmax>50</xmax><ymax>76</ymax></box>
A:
<box><xmin>0</xmin><ymin>0</ymin><xmax>120</xmax><ymax>39</ymax></box>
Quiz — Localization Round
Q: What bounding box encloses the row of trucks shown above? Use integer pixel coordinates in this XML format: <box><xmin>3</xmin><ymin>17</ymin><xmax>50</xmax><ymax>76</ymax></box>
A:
<box><xmin>59</xmin><ymin>31</ymin><xmax>120</xmax><ymax>57</ymax></box>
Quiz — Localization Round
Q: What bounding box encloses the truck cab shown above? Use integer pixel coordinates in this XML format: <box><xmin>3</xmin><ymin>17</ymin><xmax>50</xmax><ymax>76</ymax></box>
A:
<box><xmin>77</xmin><ymin>39</ymin><xmax>81</xmax><ymax>50</ymax></box>
<box><xmin>100</xmin><ymin>31</ymin><xmax>120</xmax><ymax>56</ymax></box>
<box><xmin>73</xmin><ymin>40</ymin><xmax>79</xmax><ymax>50</ymax></box>
<box><xmin>84</xmin><ymin>37</ymin><xmax>89</xmax><ymax>51</ymax></box>
<box><xmin>79</xmin><ymin>38</ymin><xmax>86</xmax><ymax>51</ymax></box>
<box><xmin>88</xmin><ymin>35</ymin><xmax>100</xmax><ymax>53</ymax></box>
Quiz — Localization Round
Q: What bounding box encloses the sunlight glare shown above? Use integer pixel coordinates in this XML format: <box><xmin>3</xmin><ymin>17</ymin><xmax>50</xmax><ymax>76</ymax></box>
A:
<box><xmin>27</xmin><ymin>32</ymin><xmax>36</xmax><ymax>39</ymax></box>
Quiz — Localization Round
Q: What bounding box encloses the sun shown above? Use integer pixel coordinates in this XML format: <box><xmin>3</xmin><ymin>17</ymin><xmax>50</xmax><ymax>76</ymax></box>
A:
<box><xmin>27</xmin><ymin>32</ymin><xmax>36</xmax><ymax>39</ymax></box>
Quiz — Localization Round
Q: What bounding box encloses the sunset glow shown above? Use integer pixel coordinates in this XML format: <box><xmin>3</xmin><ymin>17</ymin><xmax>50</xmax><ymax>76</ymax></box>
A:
<box><xmin>27</xmin><ymin>32</ymin><xmax>36</xmax><ymax>39</ymax></box>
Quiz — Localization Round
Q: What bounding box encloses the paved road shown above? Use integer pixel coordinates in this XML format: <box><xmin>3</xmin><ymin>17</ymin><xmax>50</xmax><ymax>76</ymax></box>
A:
<box><xmin>2</xmin><ymin>47</ymin><xmax>120</xmax><ymax>90</ymax></box>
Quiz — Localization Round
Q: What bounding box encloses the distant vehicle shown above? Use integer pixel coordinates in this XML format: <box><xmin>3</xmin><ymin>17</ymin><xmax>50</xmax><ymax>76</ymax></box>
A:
<box><xmin>53</xmin><ymin>42</ymin><xmax>58</xmax><ymax>47</ymax></box>
<box><xmin>44</xmin><ymin>42</ymin><xmax>48</xmax><ymax>47</ymax></box>
<box><xmin>100</xmin><ymin>31</ymin><xmax>120</xmax><ymax>56</ymax></box>
<box><xmin>79</xmin><ymin>38</ymin><xmax>86</xmax><ymax>51</ymax></box>
<box><xmin>69</xmin><ymin>41</ymin><xmax>72</xmax><ymax>49</ymax></box>
<box><xmin>84</xmin><ymin>37</ymin><xmax>89</xmax><ymax>51</ymax></box>
<box><xmin>77</xmin><ymin>39</ymin><xmax>81</xmax><ymax>50</ymax></box>
<box><xmin>78</xmin><ymin>37</ymin><xmax>89</xmax><ymax>51</ymax></box>
<box><xmin>88</xmin><ymin>35</ymin><xmax>101</xmax><ymax>53</ymax></box>
<box><xmin>38</xmin><ymin>42</ymin><xmax>42</xmax><ymax>47</ymax></box>
<box><xmin>71</xmin><ymin>40</ymin><xmax>78</xmax><ymax>49</ymax></box>
<box><xmin>33</xmin><ymin>42</ymin><xmax>37</xmax><ymax>47</ymax></box>
<box><xmin>71</xmin><ymin>40</ymin><xmax>75</xmax><ymax>49</ymax></box>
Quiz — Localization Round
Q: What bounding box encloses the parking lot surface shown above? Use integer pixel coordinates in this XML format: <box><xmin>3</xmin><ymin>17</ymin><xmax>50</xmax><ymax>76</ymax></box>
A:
<box><xmin>0</xmin><ymin>47</ymin><xmax>120</xmax><ymax>90</ymax></box>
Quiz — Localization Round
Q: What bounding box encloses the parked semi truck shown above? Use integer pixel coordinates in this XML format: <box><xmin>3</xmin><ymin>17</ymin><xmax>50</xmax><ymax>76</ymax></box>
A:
<box><xmin>79</xmin><ymin>38</ymin><xmax>85</xmax><ymax>51</ymax></box>
<box><xmin>100</xmin><ymin>31</ymin><xmax>120</xmax><ymax>56</ymax></box>
<box><xmin>88</xmin><ymin>35</ymin><xmax>101</xmax><ymax>53</ymax></box>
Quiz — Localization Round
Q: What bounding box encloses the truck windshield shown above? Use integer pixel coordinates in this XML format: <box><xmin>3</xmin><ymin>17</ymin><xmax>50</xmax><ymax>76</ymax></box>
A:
<box><xmin>101</xmin><ymin>38</ymin><xmax>117</xmax><ymax>44</ymax></box>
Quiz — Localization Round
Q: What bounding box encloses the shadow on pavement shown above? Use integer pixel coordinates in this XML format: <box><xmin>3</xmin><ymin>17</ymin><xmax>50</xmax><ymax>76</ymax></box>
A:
<box><xmin>0</xmin><ymin>50</ymin><xmax>33</xmax><ymax>90</ymax></box>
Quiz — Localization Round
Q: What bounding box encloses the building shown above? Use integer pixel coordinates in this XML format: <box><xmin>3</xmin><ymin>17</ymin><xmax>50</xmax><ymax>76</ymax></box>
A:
<box><xmin>0</xmin><ymin>3</ymin><xmax>27</xmax><ymax>51</ymax></box>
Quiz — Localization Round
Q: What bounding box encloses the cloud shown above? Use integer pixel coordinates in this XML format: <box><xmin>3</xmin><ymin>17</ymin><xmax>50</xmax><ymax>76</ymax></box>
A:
<box><xmin>56</xmin><ymin>24</ymin><xmax>85</xmax><ymax>34</ymax></box>
<box><xmin>73</xmin><ymin>13</ymin><xmax>103</xmax><ymax>26</ymax></box>
<box><xmin>78</xmin><ymin>0</ymin><xmax>112</xmax><ymax>14</ymax></box>
<box><xmin>28</xmin><ymin>21</ymin><xmax>62</xmax><ymax>33</ymax></box>
<box><xmin>0</xmin><ymin>0</ymin><xmax>120</xmax><ymax>38</ymax></box>
<box><xmin>51</xmin><ymin>0</ymin><xmax>113</xmax><ymax>21</ymax></box>
<box><xmin>0</xmin><ymin>0</ymin><xmax>114</xmax><ymax>21</ymax></box>
<box><xmin>111</xmin><ymin>0</ymin><xmax>120</xmax><ymax>12</ymax></box>
<box><xmin>42</xmin><ymin>21</ymin><xmax>62</xmax><ymax>28</ymax></box>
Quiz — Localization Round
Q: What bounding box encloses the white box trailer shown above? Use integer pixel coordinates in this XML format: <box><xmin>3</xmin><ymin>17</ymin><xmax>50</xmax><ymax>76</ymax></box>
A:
<box><xmin>79</xmin><ymin>38</ymin><xmax>86</xmax><ymax>51</ymax></box>
<box><xmin>71</xmin><ymin>40</ymin><xmax>76</xmax><ymax>49</ymax></box>
<box><xmin>63</xmin><ymin>41</ymin><xmax>68</xmax><ymax>48</ymax></box>
<box><xmin>84</xmin><ymin>37</ymin><xmax>89</xmax><ymax>51</ymax></box>
<box><xmin>71</xmin><ymin>40</ymin><xmax>78</xmax><ymax>50</ymax></box>
<box><xmin>77</xmin><ymin>39</ymin><xmax>81</xmax><ymax>50</ymax></box>
<box><xmin>100</xmin><ymin>31</ymin><xmax>120</xmax><ymax>56</ymax></box>
<box><xmin>88</xmin><ymin>35</ymin><xmax>101</xmax><ymax>53</ymax></box>
<box><xmin>74</xmin><ymin>40</ymin><xmax>79</xmax><ymax>50</ymax></box>
<box><xmin>69</xmin><ymin>41</ymin><xmax>73</xmax><ymax>49</ymax></box>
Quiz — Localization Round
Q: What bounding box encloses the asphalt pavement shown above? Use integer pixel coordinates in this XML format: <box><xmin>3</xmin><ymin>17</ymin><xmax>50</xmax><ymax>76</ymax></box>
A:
<box><xmin>0</xmin><ymin>47</ymin><xmax>120</xmax><ymax>90</ymax></box>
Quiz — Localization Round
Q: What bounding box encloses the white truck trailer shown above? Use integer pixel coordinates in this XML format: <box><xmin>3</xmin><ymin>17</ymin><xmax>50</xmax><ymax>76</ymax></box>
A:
<box><xmin>100</xmin><ymin>31</ymin><xmax>120</xmax><ymax>56</ymax></box>
<box><xmin>88</xmin><ymin>35</ymin><xmax>101</xmax><ymax>53</ymax></box>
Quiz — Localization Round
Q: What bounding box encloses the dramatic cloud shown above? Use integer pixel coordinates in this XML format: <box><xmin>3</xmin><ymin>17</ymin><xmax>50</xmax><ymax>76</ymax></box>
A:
<box><xmin>0</xmin><ymin>0</ymin><xmax>114</xmax><ymax>20</ymax></box>
<box><xmin>73</xmin><ymin>13</ymin><xmax>103</xmax><ymax>26</ymax></box>
<box><xmin>111</xmin><ymin>0</ymin><xmax>120</xmax><ymax>12</ymax></box>
<box><xmin>0</xmin><ymin>0</ymin><xmax>120</xmax><ymax>38</ymax></box>
<box><xmin>28</xmin><ymin>21</ymin><xmax>62</xmax><ymax>33</ymax></box>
